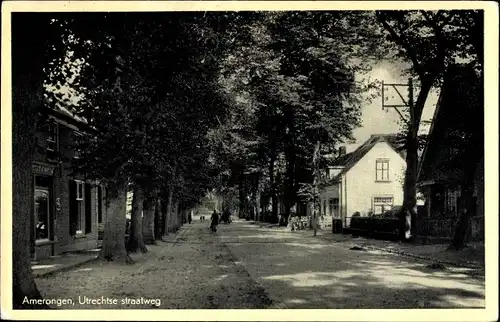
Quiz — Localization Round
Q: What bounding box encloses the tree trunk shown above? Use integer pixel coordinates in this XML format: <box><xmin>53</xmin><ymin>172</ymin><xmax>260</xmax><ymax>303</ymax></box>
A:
<box><xmin>399</xmin><ymin>77</ymin><xmax>432</xmax><ymax>241</ymax></box>
<box><xmin>12</xmin><ymin>59</ymin><xmax>48</xmax><ymax>310</ymax></box>
<box><xmin>238</xmin><ymin>170</ymin><xmax>246</xmax><ymax>218</ymax></box>
<box><xmin>154</xmin><ymin>198</ymin><xmax>162</xmax><ymax>240</ymax></box>
<box><xmin>11</xmin><ymin>15</ymin><xmax>51</xmax><ymax>307</ymax></box>
<box><xmin>283</xmin><ymin>123</ymin><xmax>297</xmax><ymax>225</ymax></box>
<box><xmin>269</xmin><ymin>155</ymin><xmax>279</xmax><ymax>220</ymax></box>
<box><xmin>174</xmin><ymin>201</ymin><xmax>180</xmax><ymax>230</ymax></box>
<box><xmin>283</xmin><ymin>202</ymin><xmax>292</xmax><ymax>226</ymax></box>
<box><xmin>312</xmin><ymin>140</ymin><xmax>321</xmax><ymax>237</ymax></box>
<box><xmin>283</xmin><ymin>141</ymin><xmax>296</xmax><ymax>225</ymax></box>
<box><xmin>400</xmin><ymin>129</ymin><xmax>418</xmax><ymax>241</ymax></box>
<box><xmin>255</xmin><ymin>176</ymin><xmax>261</xmax><ymax>222</ymax></box>
<box><xmin>142</xmin><ymin>195</ymin><xmax>156</xmax><ymax>245</ymax></box>
<box><xmin>172</xmin><ymin>202</ymin><xmax>177</xmax><ymax>230</ymax></box>
<box><xmin>127</xmin><ymin>185</ymin><xmax>147</xmax><ymax>253</ymax></box>
<box><xmin>165</xmin><ymin>182</ymin><xmax>176</xmax><ymax>234</ymax></box>
<box><xmin>100</xmin><ymin>178</ymin><xmax>133</xmax><ymax>263</ymax></box>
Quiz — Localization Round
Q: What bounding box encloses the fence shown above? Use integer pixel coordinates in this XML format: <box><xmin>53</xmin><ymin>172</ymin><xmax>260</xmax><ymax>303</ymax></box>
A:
<box><xmin>287</xmin><ymin>215</ymin><xmax>333</xmax><ymax>231</ymax></box>
<box><xmin>342</xmin><ymin>215</ymin><xmax>484</xmax><ymax>241</ymax></box>
<box><xmin>415</xmin><ymin>215</ymin><xmax>484</xmax><ymax>241</ymax></box>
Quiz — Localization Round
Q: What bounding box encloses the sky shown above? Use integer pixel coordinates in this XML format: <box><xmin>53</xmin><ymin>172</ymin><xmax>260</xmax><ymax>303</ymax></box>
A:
<box><xmin>345</xmin><ymin>60</ymin><xmax>440</xmax><ymax>153</ymax></box>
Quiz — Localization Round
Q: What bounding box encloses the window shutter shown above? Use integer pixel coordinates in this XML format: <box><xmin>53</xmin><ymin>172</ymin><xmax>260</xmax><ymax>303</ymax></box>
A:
<box><xmin>69</xmin><ymin>180</ymin><xmax>77</xmax><ymax>236</ymax></box>
<box><xmin>85</xmin><ymin>183</ymin><xmax>92</xmax><ymax>233</ymax></box>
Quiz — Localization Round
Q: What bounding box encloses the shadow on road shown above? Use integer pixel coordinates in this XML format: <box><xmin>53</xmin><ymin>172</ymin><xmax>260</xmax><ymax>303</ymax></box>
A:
<box><xmin>221</xmin><ymin>221</ymin><xmax>485</xmax><ymax>309</ymax></box>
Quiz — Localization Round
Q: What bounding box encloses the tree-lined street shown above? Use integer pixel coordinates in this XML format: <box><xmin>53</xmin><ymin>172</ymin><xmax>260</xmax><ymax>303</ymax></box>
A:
<box><xmin>7</xmin><ymin>5</ymin><xmax>488</xmax><ymax>312</ymax></box>
<box><xmin>36</xmin><ymin>218</ymin><xmax>484</xmax><ymax>309</ymax></box>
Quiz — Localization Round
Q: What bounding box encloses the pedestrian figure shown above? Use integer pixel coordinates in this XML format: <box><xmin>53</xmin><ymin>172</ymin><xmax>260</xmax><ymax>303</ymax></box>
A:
<box><xmin>188</xmin><ymin>212</ymin><xmax>192</xmax><ymax>224</ymax></box>
<box><xmin>210</xmin><ymin>210</ymin><xmax>219</xmax><ymax>232</ymax></box>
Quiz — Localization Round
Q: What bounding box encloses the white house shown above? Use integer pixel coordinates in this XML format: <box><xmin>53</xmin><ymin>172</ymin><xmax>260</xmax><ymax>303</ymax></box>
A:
<box><xmin>319</xmin><ymin>134</ymin><xmax>406</xmax><ymax>229</ymax></box>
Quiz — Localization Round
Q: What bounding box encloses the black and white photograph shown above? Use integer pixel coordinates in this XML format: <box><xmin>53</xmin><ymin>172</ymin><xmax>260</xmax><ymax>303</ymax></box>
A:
<box><xmin>1</xmin><ymin>1</ymin><xmax>497</xmax><ymax>320</ymax></box>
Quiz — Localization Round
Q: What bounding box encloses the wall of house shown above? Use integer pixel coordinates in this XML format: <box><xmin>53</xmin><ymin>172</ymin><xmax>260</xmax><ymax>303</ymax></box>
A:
<box><xmin>344</xmin><ymin>141</ymin><xmax>406</xmax><ymax>223</ymax></box>
<box><xmin>33</xmin><ymin>124</ymin><xmax>60</xmax><ymax>260</ymax></box>
<box><xmin>33</xmin><ymin>121</ymin><xmax>100</xmax><ymax>259</ymax></box>
<box><xmin>318</xmin><ymin>183</ymin><xmax>340</xmax><ymax>229</ymax></box>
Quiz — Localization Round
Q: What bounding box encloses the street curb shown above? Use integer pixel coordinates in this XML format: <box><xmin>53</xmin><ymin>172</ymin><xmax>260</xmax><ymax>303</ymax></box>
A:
<box><xmin>356</xmin><ymin>244</ymin><xmax>485</xmax><ymax>271</ymax></box>
<box><xmin>33</xmin><ymin>255</ymin><xmax>99</xmax><ymax>278</ymax></box>
<box><xmin>223</xmin><ymin>244</ymin><xmax>288</xmax><ymax>309</ymax></box>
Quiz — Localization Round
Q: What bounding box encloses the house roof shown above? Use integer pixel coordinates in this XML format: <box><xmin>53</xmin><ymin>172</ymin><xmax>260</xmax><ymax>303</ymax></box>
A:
<box><xmin>41</xmin><ymin>102</ymin><xmax>96</xmax><ymax>133</ymax></box>
<box><xmin>417</xmin><ymin>65</ymin><xmax>483</xmax><ymax>185</ymax></box>
<box><xmin>324</xmin><ymin>134</ymin><xmax>405</xmax><ymax>184</ymax></box>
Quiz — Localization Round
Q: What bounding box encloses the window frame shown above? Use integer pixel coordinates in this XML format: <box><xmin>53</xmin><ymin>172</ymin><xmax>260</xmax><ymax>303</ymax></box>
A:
<box><xmin>372</xmin><ymin>195</ymin><xmax>394</xmax><ymax>215</ymax></box>
<box><xmin>75</xmin><ymin>180</ymin><xmax>84</xmax><ymax>201</ymax></box>
<box><xmin>445</xmin><ymin>188</ymin><xmax>461</xmax><ymax>216</ymax></box>
<box><xmin>375</xmin><ymin>159</ymin><xmax>390</xmax><ymax>182</ymax></box>
<box><xmin>73</xmin><ymin>131</ymin><xmax>83</xmax><ymax>159</ymax></box>
<box><xmin>74</xmin><ymin>180</ymin><xmax>85</xmax><ymax>234</ymax></box>
<box><xmin>329</xmin><ymin>198</ymin><xmax>340</xmax><ymax>218</ymax></box>
<box><xmin>46</xmin><ymin>122</ymin><xmax>59</xmax><ymax>153</ymax></box>
<box><xmin>97</xmin><ymin>186</ymin><xmax>103</xmax><ymax>224</ymax></box>
<box><xmin>34</xmin><ymin>187</ymin><xmax>51</xmax><ymax>242</ymax></box>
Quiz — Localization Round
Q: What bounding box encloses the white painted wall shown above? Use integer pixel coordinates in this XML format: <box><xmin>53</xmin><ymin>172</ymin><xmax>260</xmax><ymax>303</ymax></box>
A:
<box><xmin>328</xmin><ymin>166</ymin><xmax>344</xmax><ymax>179</ymax></box>
<box><xmin>319</xmin><ymin>182</ymin><xmax>340</xmax><ymax>227</ymax></box>
<box><xmin>344</xmin><ymin>141</ymin><xmax>406</xmax><ymax>220</ymax></box>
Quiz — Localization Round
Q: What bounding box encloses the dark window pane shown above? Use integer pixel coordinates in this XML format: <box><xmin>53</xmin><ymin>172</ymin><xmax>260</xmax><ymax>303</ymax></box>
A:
<box><xmin>98</xmin><ymin>187</ymin><xmax>103</xmax><ymax>223</ymax></box>
<box><xmin>35</xmin><ymin>189</ymin><xmax>50</xmax><ymax>240</ymax></box>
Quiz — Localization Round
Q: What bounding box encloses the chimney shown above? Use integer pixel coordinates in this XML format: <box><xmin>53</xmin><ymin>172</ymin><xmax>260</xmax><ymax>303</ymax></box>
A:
<box><xmin>338</xmin><ymin>146</ymin><xmax>346</xmax><ymax>158</ymax></box>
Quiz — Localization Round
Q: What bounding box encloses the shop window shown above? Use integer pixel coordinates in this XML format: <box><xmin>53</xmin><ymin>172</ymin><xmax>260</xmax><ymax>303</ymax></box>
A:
<box><xmin>34</xmin><ymin>175</ymin><xmax>52</xmax><ymax>242</ymax></box>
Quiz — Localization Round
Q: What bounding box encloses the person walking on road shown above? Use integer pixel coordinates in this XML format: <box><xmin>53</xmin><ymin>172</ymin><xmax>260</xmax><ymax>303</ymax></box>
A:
<box><xmin>210</xmin><ymin>210</ymin><xmax>219</xmax><ymax>232</ymax></box>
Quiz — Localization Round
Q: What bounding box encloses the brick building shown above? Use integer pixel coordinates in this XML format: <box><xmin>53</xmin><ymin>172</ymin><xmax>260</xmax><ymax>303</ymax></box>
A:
<box><xmin>32</xmin><ymin>107</ymin><xmax>106</xmax><ymax>260</ymax></box>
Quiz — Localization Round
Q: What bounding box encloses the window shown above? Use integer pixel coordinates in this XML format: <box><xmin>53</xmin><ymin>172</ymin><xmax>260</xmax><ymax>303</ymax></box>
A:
<box><xmin>35</xmin><ymin>189</ymin><xmax>50</xmax><ymax>240</ymax></box>
<box><xmin>76</xmin><ymin>181</ymin><xmax>84</xmax><ymax>200</ymax></box>
<box><xmin>445</xmin><ymin>188</ymin><xmax>461</xmax><ymax>216</ymax></box>
<box><xmin>373</xmin><ymin>196</ymin><xmax>394</xmax><ymax>215</ymax></box>
<box><xmin>329</xmin><ymin>198</ymin><xmax>339</xmax><ymax>218</ymax></box>
<box><xmin>46</xmin><ymin>123</ymin><xmax>59</xmax><ymax>152</ymax></box>
<box><xmin>97</xmin><ymin>186</ymin><xmax>103</xmax><ymax>224</ymax></box>
<box><xmin>85</xmin><ymin>183</ymin><xmax>92</xmax><ymax>234</ymax></box>
<box><xmin>34</xmin><ymin>176</ymin><xmax>52</xmax><ymax>242</ymax></box>
<box><xmin>376</xmin><ymin>159</ymin><xmax>390</xmax><ymax>182</ymax></box>
<box><xmin>70</xmin><ymin>180</ymin><xmax>85</xmax><ymax>235</ymax></box>
<box><xmin>73</xmin><ymin>132</ymin><xmax>83</xmax><ymax>159</ymax></box>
